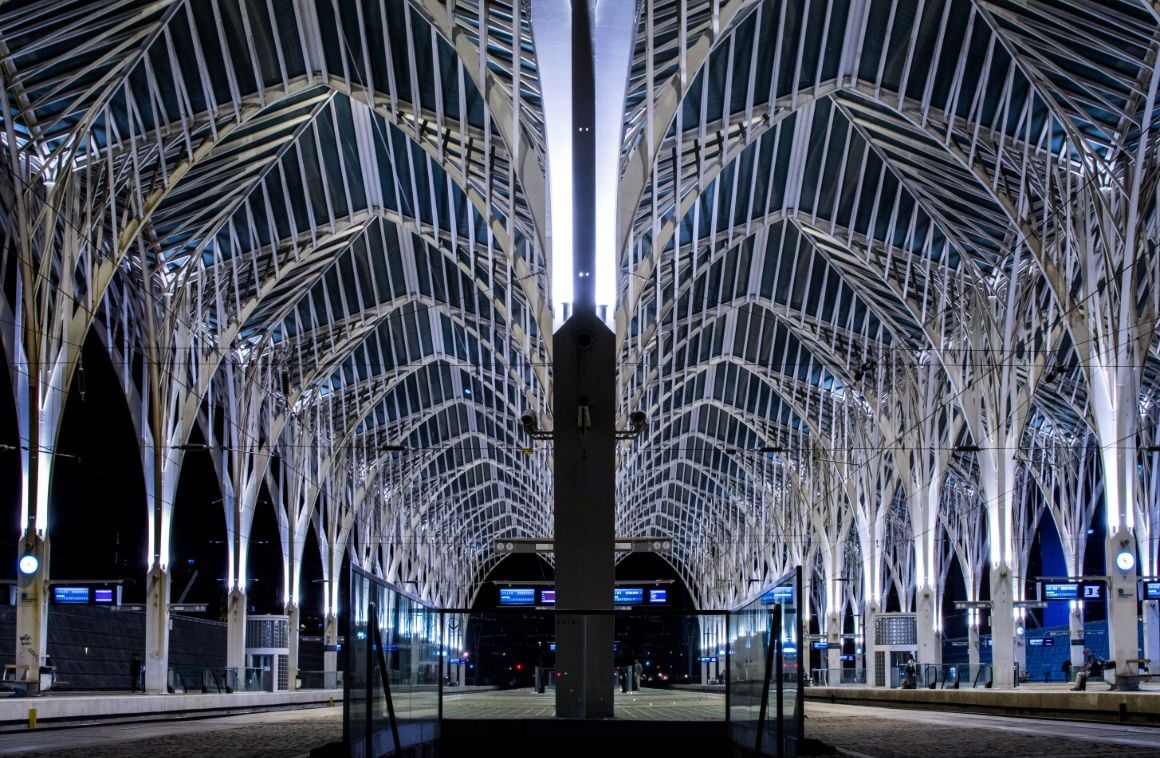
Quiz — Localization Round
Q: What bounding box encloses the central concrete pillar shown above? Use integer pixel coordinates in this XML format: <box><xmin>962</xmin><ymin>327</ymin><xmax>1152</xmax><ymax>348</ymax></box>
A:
<box><xmin>144</xmin><ymin>564</ymin><xmax>171</xmax><ymax>693</ymax></box>
<box><xmin>550</xmin><ymin>0</ymin><xmax>614</xmax><ymax>721</ymax></box>
<box><xmin>553</xmin><ymin>311</ymin><xmax>616</xmax><ymax>719</ymax></box>
<box><xmin>15</xmin><ymin>530</ymin><xmax>49</xmax><ymax>684</ymax></box>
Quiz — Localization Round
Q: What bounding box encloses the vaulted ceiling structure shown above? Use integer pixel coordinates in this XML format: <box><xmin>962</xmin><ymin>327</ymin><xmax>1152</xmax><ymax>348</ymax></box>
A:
<box><xmin>2</xmin><ymin>0</ymin><xmax>1159</xmax><ymax>624</ymax></box>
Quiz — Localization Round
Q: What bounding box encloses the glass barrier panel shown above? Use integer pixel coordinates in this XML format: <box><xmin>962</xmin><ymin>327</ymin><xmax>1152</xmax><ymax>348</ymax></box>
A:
<box><xmin>345</xmin><ymin>565</ymin><xmax>441</xmax><ymax>758</ymax></box>
<box><xmin>729</xmin><ymin>567</ymin><xmax>803</xmax><ymax>758</ymax></box>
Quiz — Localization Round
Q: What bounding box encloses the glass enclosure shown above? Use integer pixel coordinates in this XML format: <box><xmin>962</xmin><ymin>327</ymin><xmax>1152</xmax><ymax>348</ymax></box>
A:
<box><xmin>344</xmin><ymin>566</ymin><xmax>801</xmax><ymax>757</ymax></box>
<box><xmin>727</xmin><ymin>567</ymin><xmax>803</xmax><ymax>758</ymax></box>
<box><xmin>345</xmin><ymin>566</ymin><xmax>441</xmax><ymax>758</ymax></box>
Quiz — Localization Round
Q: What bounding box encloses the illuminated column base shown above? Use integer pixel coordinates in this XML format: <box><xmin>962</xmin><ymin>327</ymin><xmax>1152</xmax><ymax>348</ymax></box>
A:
<box><xmin>825</xmin><ymin>611</ymin><xmax>841</xmax><ymax>683</ymax></box>
<box><xmin>1069</xmin><ymin>603</ymin><xmax>1085</xmax><ymax>668</ymax></box>
<box><xmin>1143</xmin><ymin>600</ymin><xmax>1159</xmax><ymax>675</ymax></box>
<box><xmin>915</xmin><ymin>586</ymin><xmax>940</xmax><ymax>665</ymax></box>
<box><xmin>144</xmin><ymin>565</ymin><xmax>171</xmax><ymax>693</ymax></box>
<box><xmin>967</xmin><ymin>624</ymin><xmax>980</xmax><ymax>671</ymax></box>
<box><xmin>323</xmin><ymin>613</ymin><xmax>338</xmax><ymax>688</ymax></box>
<box><xmin>990</xmin><ymin>567</ymin><xmax>1015</xmax><ymax>689</ymax></box>
<box><xmin>863</xmin><ymin>605</ymin><xmax>878</xmax><ymax>687</ymax></box>
<box><xmin>226</xmin><ymin>589</ymin><xmax>247</xmax><ymax>670</ymax></box>
<box><xmin>286</xmin><ymin>603</ymin><xmax>300</xmax><ymax>690</ymax></box>
<box><xmin>15</xmin><ymin>531</ymin><xmax>49</xmax><ymax>685</ymax></box>
<box><xmin>1106</xmin><ymin>531</ymin><xmax>1141</xmax><ymax>682</ymax></box>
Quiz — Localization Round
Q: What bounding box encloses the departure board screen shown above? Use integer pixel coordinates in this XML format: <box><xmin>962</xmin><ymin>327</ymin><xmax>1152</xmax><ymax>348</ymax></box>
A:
<box><xmin>498</xmin><ymin>587</ymin><xmax>536</xmax><ymax>605</ymax></box>
<box><xmin>613</xmin><ymin>587</ymin><xmax>643</xmax><ymax>604</ymax></box>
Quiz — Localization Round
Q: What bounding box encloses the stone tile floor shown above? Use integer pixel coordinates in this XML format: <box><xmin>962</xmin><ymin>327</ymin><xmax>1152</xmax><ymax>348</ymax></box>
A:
<box><xmin>0</xmin><ymin>707</ymin><xmax>343</xmax><ymax>758</ymax></box>
<box><xmin>805</xmin><ymin>702</ymin><xmax>1160</xmax><ymax>757</ymax></box>
<box><xmin>4</xmin><ymin>693</ymin><xmax>1160</xmax><ymax>756</ymax></box>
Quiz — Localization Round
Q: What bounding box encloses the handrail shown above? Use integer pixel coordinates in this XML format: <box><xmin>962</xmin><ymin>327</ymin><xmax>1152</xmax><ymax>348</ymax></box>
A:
<box><xmin>367</xmin><ymin>601</ymin><xmax>402</xmax><ymax>755</ymax></box>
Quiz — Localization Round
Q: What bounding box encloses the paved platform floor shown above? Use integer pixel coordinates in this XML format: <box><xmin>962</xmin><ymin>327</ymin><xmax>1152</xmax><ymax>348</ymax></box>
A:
<box><xmin>442</xmin><ymin>686</ymin><xmax>727</xmax><ymax>720</ymax></box>
<box><xmin>0</xmin><ymin>706</ymin><xmax>343</xmax><ymax>758</ymax></box>
<box><xmin>806</xmin><ymin>701</ymin><xmax>1160</xmax><ymax>757</ymax></box>
<box><xmin>4</xmin><ymin>692</ymin><xmax>1160</xmax><ymax>756</ymax></box>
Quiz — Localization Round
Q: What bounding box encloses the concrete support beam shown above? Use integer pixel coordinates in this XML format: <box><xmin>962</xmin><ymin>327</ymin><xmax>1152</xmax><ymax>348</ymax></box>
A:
<box><xmin>552</xmin><ymin>312</ymin><xmax>616</xmax><ymax>719</ymax></box>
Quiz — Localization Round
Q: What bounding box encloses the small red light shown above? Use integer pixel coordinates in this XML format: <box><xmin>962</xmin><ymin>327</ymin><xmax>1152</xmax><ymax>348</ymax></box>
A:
<box><xmin>515</xmin><ymin>662</ymin><xmax>523</xmax><ymax>671</ymax></box>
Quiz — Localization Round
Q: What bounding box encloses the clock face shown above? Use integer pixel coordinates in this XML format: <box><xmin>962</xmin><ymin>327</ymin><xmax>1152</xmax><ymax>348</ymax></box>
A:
<box><xmin>18</xmin><ymin>554</ymin><xmax>39</xmax><ymax>575</ymax></box>
<box><xmin>1115</xmin><ymin>550</ymin><xmax>1135</xmax><ymax>572</ymax></box>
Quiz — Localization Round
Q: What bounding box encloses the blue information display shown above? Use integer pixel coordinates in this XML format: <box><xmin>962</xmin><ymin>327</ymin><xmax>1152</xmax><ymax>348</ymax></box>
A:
<box><xmin>1144</xmin><ymin>581</ymin><xmax>1160</xmax><ymax>600</ymax></box>
<box><xmin>1043</xmin><ymin>582</ymin><xmax>1079</xmax><ymax>600</ymax></box>
<box><xmin>811</xmin><ymin>641</ymin><xmax>830</xmax><ymax>650</ymax></box>
<box><xmin>53</xmin><ymin>586</ymin><xmax>90</xmax><ymax>604</ymax></box>
<box><xmin>648</xmin><ymin>588</ymin><xmax>667</xmax><ymax>604</ymax></box>
<box><xmin>1043</xmin><ymin>581</ymin><xmax>1103</xmax><ymax>601</ymax></box>
<box><xmin>613</xmin><ymin>587</ymin><xmax>643</xmax><ymax>604</ymax></box>
<box><xmin>498</xmin><ymin>587</ymin><xmax>536</xmax><ymax>605</ymax></box>
<box><xmin>539</xmin><ymin>589</ymin><xmax>556</xmax><ymax>605</ymax></box>
<box><xmin>93</xmin><ymin>588</ymin><xmax>115</xmax><ymax>604</ymax></box>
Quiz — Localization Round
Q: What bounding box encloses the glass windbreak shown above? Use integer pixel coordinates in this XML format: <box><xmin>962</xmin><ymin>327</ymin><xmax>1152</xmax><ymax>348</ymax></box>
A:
<box><xmin>345</xmin><ymin>567</ymin><xmax>441</xmax><ymax>758</ymax></box>
<box><xmin>439</xmin><ymin>609</ymin><xmax>727</xmax><ymax>721</ymax></box>
<box><xmin>728</xmin><ymin>567</ymin><xmax>803</xmax><ymax>758</ymax></box>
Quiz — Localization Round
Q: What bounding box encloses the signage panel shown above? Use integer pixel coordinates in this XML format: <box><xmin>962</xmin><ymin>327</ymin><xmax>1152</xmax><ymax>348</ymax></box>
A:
<box><xmin>648</xmin><ymin>588</ymin><xmax>667</xmax><ymax>604</ymax></box>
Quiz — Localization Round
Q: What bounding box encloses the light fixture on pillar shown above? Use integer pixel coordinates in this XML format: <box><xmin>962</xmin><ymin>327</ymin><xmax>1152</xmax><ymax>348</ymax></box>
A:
<box><xmin>17</xmin><ymin>551</ymin><xmax>39</xmax><ymax>576</ymax></box>
<box><xmin>1114</xmin><ymin>546</ymin><xmax>1136</xmax><ymax>573</ymax></box>
<box><xmin>520</xmin><ymin>414</ymin><xmax>555</xmax><ymax>441</ymax></box>
<box><xmin>614</xmin><ymin>411</ymin><xmax>648</xmax><ymax>440</ymax></box>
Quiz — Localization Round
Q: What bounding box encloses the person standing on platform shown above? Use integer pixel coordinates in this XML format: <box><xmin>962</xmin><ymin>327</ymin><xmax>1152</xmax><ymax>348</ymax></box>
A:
<box><xmin>1061</xmin><ymin>658</ymin><xmax>1072</xmax><ymax>683</ymax></box>
<box><xmin>129</xmin><ymin>653</ymin><xmax>143</xmax><ymax>692</ymax></box>
<box><xmin>633</xmin><ymin>659</ymin><xmax>643</xmax><ymax>692</ymax></box>
<box><xmin>904</xmin><ymin>656</ymin><xmax>917</xmax><ymax>689</ymax></box>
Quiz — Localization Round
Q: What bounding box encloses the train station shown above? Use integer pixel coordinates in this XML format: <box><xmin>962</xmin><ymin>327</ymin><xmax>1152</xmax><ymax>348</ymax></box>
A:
<box><xmin>1</xmin><ymin>0</ymin><xmax>1160</xmax><ymax>756</ymax></box>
